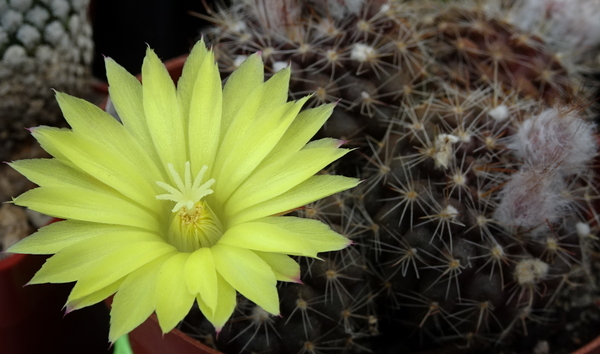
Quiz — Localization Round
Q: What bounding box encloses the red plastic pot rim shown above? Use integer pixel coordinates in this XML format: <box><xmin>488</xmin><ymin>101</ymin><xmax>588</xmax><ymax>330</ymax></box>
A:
<box><xmin>0</xmin><ymin>253</ymin><xmax>26</xmax><ymax>271</ymax></box>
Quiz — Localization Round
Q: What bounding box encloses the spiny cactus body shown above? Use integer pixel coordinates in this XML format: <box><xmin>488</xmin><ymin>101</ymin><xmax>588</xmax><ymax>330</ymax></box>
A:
<box><xmin>183</xmin><ymin>1</ymin><xmax>600</xmax><ymax>353</ymax></box>
<box><xmin>0</xmin><ymin>0</ymin><xmax>93</xmax><ymax>160</ymax></box>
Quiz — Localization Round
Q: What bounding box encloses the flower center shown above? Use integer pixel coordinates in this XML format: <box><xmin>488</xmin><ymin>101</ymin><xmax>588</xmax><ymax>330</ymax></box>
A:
<box><xmin>156</xmin><ymin>162</ymin><xmax>223</xmax><ymax>252</ymax></box>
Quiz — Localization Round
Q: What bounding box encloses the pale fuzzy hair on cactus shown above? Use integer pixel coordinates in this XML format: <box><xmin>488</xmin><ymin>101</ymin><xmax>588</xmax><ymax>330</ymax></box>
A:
<box><xmin>506</xmin><ymin>107</ymin><xmax>597</xmax><ymax>174</ymax></box>
<box><xmin>514</xmin><ymin>258</ymin><xmax>549</xmax><ymax>286</ymax></box>
<box><xmin>507</xmin><ymin>0</ymin><xmax>600</xmax><ymax>62</ymax></box>
<box><xmin>493</xmin><ymin>167</ymin><xmax>570</xmax><ymax>233</ymax></box>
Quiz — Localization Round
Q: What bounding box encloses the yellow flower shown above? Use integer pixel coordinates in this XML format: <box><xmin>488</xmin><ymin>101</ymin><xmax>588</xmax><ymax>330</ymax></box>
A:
<box><xmin>7</xmin><ymin>40</ymin><xmax>358</xmax><ymax>342</ymax></box>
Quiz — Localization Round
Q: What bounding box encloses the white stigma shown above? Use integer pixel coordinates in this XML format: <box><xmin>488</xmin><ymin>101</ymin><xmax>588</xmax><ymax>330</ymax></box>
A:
<box><xmin>156</xmin><ymin>161</ymin><xmax>215</xmax><ymax>213</ymax></box>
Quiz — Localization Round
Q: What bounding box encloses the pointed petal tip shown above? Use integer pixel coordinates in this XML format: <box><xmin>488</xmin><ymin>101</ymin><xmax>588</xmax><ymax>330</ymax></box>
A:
<box><xmin>336</xmin><ymin>139</ymin><xmax>348</xmax><ymax>148</ymax></box>
<box><xmin>342</xmin><ymin>138</ymin><xmax>355</xmax><ymax>146</ymax></box>
<box><xmin>144</xmin><ymin>45</ymin><xmax>158</xmax><ymax>59</ymax></box>
<box><xmin>108</xmin><ymin>336</ymin><xmax>117</xmax><ymax>347</ymax></box>
<box><xmin>63</xmin><ymin>301</ymin><xmax>77</xmax><ymax>315</ymax></box>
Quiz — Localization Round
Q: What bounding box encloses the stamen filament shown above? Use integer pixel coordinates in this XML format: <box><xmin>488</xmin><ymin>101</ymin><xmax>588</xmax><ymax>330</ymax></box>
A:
<box><xmin>156</xmin><ymin>161</ymin><xmax>216</xmax><ymax>212</ymax></box>
<box><xmin>155</xmin><ymin>161</ymin><xmax>223</xmax><ymax>252</ymax></box>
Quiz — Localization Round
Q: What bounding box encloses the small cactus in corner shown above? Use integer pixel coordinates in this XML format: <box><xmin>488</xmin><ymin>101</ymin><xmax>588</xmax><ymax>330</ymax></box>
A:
<box><xmin>182</xmin><ymin>0</ymin><xmax>600</xmax><ymax>352</ymax></box>
<box><xmin>0</xmin><ymin>0</ymin><xmax>93</xmax><ymax>160</ymax></box>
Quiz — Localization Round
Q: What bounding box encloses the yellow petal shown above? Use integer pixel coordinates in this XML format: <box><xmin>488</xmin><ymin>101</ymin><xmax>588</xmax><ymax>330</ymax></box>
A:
<box><xmin>10</xmin><ymin>158</ymin><xmax>106</xmax><ymax>191</ymax></box>
<box><xmin>229</xmin><ymin>175</ymin><xmax>360</xmax><ymax>225</ymax></box>
<box><xmin>177</xmin><ymin>39</ymin><xmax>210</xmax><ymax>129</ymax></box>
<box><xmin>10</xmin><ymin>159</ymin><xmax>160</xmax><ymax>218</ymax></box>
<box><xmin>155</xmin><ymin>253</ymin><xmax>196</xmax><ymax>333</ymax></box>
<box><xmin>211</xmin><ymin>244</ymin><xmax>279</xmax><ymax>315</ymax></box>
<box><xmin>142</xmin><ymin>47</ymin><xmax>187</xmax><ymax>172</ymax></box>
<box><xmin>303</xmin><ymin>137</ymin><xmax>345</xmax><ymax>149</ymax></box>
<box><xmin>254</xmin><ymin>251</ymin><xmax>301</xmax><ymax>282</ymax></box>
<box><xmin>29</xmin><ymin>231</ymin><xmax>161</xmax><ymax>285</ymax></box>
<box><xmin>259</xmin><ymin>104</ymin><xmax>334</xmax><ymax>166</ymax></box>
<box><xmin>259</xmin><ymin>66</ymin><xmax>291</xmax><ymax>110</ymax></box>
<box><xmin>221</xmin><ymin>52</ymin><xmax>263</xmax><ymax>140</ymax></box>
<box><xmin>211</xmin><ymin>86</ymin><xmax>270</xmax><ymax>198</ymax></box>
<box><xmin>30</xmin><ymin>126</ymin><xmax>78</xmax><ymax>167</ymax></box>
<box><xmin>26</xmin><ymin>126</ymin><xmax>159</xmax><ymax>209</ymax></box>
<box><xmin>55</xmin><ymin>92</ymin><xmax>163</xmax><ymax>184</ymax></box>
<box><xmin>7</xmin><ymin>220</ymin><xmax>133</xmax><ymax>255</ymax></box>
<box><xmin>67</xmin><ymin>241</ymin><xmax>176</xmax><ymax>302</ymax></box>
<box><xmin>214</xmin><ymin>97</ymin><xmax>309</xmax><ymax>204</ymax></box>
<box><xmin>13</xmin><ymin>186</ymin><xmax>160</xmax><ymax>231</ymax></box>
<box><xmin>226</xmin><ymin>146</ymin><xmax>350</xmax><ymax>215</ymax></box>
<box><xmin>259</xmin><ymin>216</ymin><xmax>350</xmax><ymax>252</ymax></box>
<box><xmin>184</xmin><ymin>248</ymin><xmax>217</xmax><ymax>312</ymax></box>
<box><xmin>187</xmin><ymin>47</ymin><xmax>222</xmax><ymax>176</ymax></box>
<box><xmin>66</xmin><ymin>277</ymin><xmax>125</xmax><ymax>312</ymax></box>
<box><xmin>217</xmin><ymin>221</ymin><xmax>318</xmax><ymax>257</ymax></box>
<box><xmin>105</xmin><ymin>57</ymin><xmax>162</xmax><ymax>166</ymax></box>
<box><xmin>109</xmin><ymin>254</ymin><xmax>172</xmax><ymax>343</ymax></box>
<box><xmin>196</xmin><ymin>273</ymin><xmax>236</xmax><ymax>332</ymax></box>
<box><xmin>213</xmin><ymin>69</ymin><xmax>292</xmax><ymax>194</ymax></box>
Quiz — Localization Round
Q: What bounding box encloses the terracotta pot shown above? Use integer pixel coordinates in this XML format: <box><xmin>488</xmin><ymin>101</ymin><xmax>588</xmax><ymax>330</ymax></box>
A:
<box><xmin>573</xmin><ymin>336</ymin><xmax>600</xmax><ymax>354</ymax></box>
<box><xmin>1</xmin><ymin>215</ymin><xmax>112</xmax><ymax>353</ymax></box>
<box><xmin>0</xmin><ymin>253</ymin><xmax>45</xmax><ymax>329</ymax></box>
<box><xmin>104</xmin><ymin>294</ymin><xmax>220</xmax><ymax>354</ymax></box>
<box><xmin>0</xmin><ymin>252</ymin><xmax>112</xmax><ymax>354</ymax></box>
<box><xmin>127</xmin><ymin>313</ymin><xmax>221</xmax><ymax>354</ymax></box>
